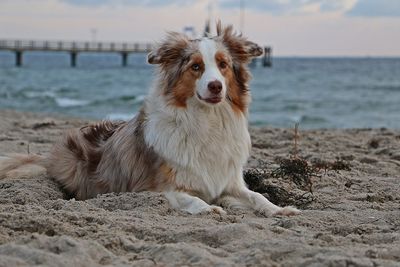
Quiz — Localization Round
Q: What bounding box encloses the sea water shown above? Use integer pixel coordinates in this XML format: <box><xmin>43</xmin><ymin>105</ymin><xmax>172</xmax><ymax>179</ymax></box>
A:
<box><xmin>0</xmin><ymin>51</ymin><xmax>399</xmax><ymax>129</ymax></box>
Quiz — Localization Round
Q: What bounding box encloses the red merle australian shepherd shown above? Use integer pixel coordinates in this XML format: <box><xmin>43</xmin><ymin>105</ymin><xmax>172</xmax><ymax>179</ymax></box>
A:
<box><xmin>0</xmin><ymin>23</ymin><xmax>300</xmax><ymax>216</ymax></box>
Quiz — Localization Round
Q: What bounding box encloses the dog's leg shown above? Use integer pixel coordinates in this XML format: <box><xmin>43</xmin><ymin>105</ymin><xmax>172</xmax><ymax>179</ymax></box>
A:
<box><xmin>217</xmin><ymin>183</ymin><xmax>300</xmax><ymax>216</ymax></box>
<box><xmin>165</xmin><ymin>191</ymin><xmax>226</xmax><ymax>215</ymax></box>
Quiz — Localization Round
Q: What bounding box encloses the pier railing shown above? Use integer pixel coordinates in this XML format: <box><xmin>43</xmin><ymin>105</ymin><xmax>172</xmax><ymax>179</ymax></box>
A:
<box><xmin>0</xmin><ymin>39</ymin><xmax>272</xmax><ymax>67</ymax></box>
<box><xmin>0</xmin><ymin>39</ymin><xmax>153</xmax><ymax>53</ymax></box>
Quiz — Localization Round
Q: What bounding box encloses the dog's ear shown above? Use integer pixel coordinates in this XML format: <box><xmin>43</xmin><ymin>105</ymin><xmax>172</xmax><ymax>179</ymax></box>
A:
<box><xmin>147</xmin><ymin>51</ymin><xmax>161</xmax><ymax>65</ymax></box>
<box><xmin>148</xmin><ymin>32</ymin><xmax>190</xmax><ymax>65</ymax></box>
<box><xmin>216</xmin><ymin>21</ymin><xmax>263</xmax><ymax>63</ymax></box>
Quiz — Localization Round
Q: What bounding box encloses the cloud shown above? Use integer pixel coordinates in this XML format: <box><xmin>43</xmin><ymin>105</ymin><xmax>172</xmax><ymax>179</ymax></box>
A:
<box><xmin>22</xmin><ymin>0</ymin><xmax>400</xmax><ymax>19</ymax></box>
<box><xmin>346</xmin><ymin>0</ymin><xmax>400</xmax><ymax>17</ymax></box>
<box><xmin>219</xmin><ymin>0</ymin><xmax>353</xmax><ymax>15</ymax></box>
<box><xmin>58</xmin><ymin>0</ymin><xmax>358</xmax><ymax>16</ymax></box>
<box><xmin>59</xmin><ymin>0</ymin><xmax>353</xmax><ymax>14</ymax></box>
<box><xmin>61</xmin><ymin>0</ymin><xmax>196</xmax><ymax>7</ymax></box>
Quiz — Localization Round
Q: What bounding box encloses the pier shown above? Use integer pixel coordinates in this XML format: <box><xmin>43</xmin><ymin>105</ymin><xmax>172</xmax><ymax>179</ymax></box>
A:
<box><xmin>0</xmin><ymin>39</ymin><xmax>272</xmax><ymax>67</ymax></box>
<box><xmin>0</xmin><ymin>39</ymin><xmax>152</xmax><ymax>67</ymax></box>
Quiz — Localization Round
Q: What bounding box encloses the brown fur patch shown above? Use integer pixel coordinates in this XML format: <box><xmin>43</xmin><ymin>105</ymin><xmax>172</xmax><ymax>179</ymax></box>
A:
<box><xmin>86</xmin><ymin>148</ymin><xmax>102</xmax><ymax>174</ymax></box>
<box><xmin>168</xmin><ymin>71</ymin><xmax>196</xmax><ymax>108</ymax></box>
<box><xmin>78</xmin><ymin>121</ymin><xmax>126</xmax><ymax>174</ymax></box>
<box><xmin>166</xmin><ymin>53</ymin><xmax>204</xmax><ymax>108</ymax></box>
<box><xmin>46</xmin><ymin>119</ymin><xmax>130</xmax><ymax>199</ymax></box>
<box><xmin>216</xmin><ymin>22</ymin><xmax>263</xmax><ymax>63</ymax></box>
<box><xmin>150</xmin><ymin>32</ymin><xmax>192</xmax><ymax>100</ymax></box>
<box><xmin>226</xmin><ymin>69</ymin><xmax>249</xmax><ymax>114</ymax></box>
<box><xmin>152</xmin><ymin>163</ymin><xmax>176</xmax><ymax>190</ymax></box>
<box><xmin>148</xmin><ymin>32</ymin><xmax>190</xmax><ymax>66</ymax></box>
<box><xmin>65</xmin><ymin>135</ymin><xmax>85</xmax><ymax>161</ymax></box>
<box><xmin>148</xmin><ymin>32</ymin><xmax>205</xmax><ymax>108</ymax></box>
<box><xmin>214</xmin><ymin>23</ymin><xmax>260</xmax><ymax>114</ymax></box>
<box><xmin>215</xmin><ymin>50</ymin><xmax>231</xmax><ymax>78</ymax></box>
<box><xmin>214</xmin><ymin>51</ymin><xmax>249</xmax><ymax>114</ymax></box>
<box><xmin>80</xmin><ymin>121</ymin><xmax>125</xmax><ymax>146</ymax></box>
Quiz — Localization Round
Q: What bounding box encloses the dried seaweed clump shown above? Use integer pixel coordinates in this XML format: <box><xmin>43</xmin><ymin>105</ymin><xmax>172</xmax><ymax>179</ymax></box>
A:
<box><xmin>32</xmin><ymin>121</ymin><xmax>56</xmax><ymax>130</ymax></box>
<box><xmin>243</xmin><ymin>168</ymin><xmax>269</xmax><ymax>194</ymax></box>
<box><xmin>313</xmin><ymin>159</ymin><xmax>352</xmax><ymax>172</ymax></box>
<box><xmin>243</xmin><ymin>167</ymin><xmax>315</xmax><ymax>208</ymax></box>
<box><xmin>330</xmin><ymin>160</ymin><xmax>351</xmax><ymax>171</ymax></box>
<box><xmin>271</xmin><ymin>157</ymin><xmax>318</xmax><ymax>192</ymax></box>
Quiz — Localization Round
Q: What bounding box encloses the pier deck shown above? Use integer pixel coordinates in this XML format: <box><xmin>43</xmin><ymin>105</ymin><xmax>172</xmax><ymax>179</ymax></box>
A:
<box><xmin>0</xmin><ymin>39</ymin><xmax>272</xmax><ymax>67</ymax></box>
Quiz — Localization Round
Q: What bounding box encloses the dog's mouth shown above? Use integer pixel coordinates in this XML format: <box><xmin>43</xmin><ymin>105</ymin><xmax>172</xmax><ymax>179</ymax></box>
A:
<box><xmin>196</xmin><ymin>93</ymin><xmax>222</xmax><ymax>104</ymax></box>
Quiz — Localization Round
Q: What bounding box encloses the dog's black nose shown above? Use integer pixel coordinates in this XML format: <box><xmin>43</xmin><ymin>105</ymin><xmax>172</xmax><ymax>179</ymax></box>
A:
<box><xmin>208</xmin><ymin>80</ymin><xmax>222</xmax><ymax>94</ymax></box>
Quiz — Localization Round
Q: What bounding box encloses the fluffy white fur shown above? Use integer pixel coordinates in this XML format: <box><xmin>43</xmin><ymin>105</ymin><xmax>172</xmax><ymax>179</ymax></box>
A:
<box><xmin>196</xmin><ymin>39</ymin><xmax>227</xmax><ymax>101</ymax></box>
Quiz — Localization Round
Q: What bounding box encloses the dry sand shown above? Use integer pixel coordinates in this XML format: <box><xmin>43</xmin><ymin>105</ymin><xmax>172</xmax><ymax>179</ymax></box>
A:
<box><xmin>0</xmin><ymin>109</ymin><xmax>399</xmax><ymax>267</ymax></box>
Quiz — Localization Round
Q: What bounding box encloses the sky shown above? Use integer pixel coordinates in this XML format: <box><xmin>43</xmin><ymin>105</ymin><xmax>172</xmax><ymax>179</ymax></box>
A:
<box><xmin>0</xmin><ymin>0</ymin><xmax>400</xmax><ymax>56</ymax></box>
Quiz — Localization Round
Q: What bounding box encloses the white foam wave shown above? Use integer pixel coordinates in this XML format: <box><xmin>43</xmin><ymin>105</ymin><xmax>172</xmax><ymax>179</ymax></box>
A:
<box><xmin>106</xmin><ymin>112</ymin><xmax>136</xmax><ymax>121</ymax></box>
<box><xmin>24</xmin><ymin>91</ymin><xmax>56</xmax><ymax>98</ymax></box>
<box><xmin>55</xmin><ymin>97</ymin><xmax>90</xmax><ymax>107</ymax></box>
<box><xmin>133</xmin><ymin>95</ymin><xmax>146</xmax><ymax>103</ymax></box>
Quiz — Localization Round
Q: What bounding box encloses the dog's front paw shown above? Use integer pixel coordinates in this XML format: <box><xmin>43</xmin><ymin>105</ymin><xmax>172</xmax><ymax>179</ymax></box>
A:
<box><xmin>273</xmin><ymin>206</ymin><xmax>301</xmax><ymax>216</ymax></box>
<box><xmin>200</xmin><ymin>205</ymin><xmax>227</xmax><ymax>216</ymax></box>
<box><xmin>210</xmin><ymin>205</ymin><xmax>227</xmax><ymax>215</ymax></box>
<box><xmin>256</xmin><ymin>209</ymin><xmax>274</xmax><ymax>217</ymax></box>
<box><xmin>257</xmin><ymin>206</ymin><xmax>301</xmax><ymax>217</ymax></box>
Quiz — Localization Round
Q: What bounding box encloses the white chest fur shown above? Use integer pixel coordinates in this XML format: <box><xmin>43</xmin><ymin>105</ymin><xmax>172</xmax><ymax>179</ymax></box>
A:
<box><xmin>144</xmin><ymin>96</ymin><xmax>251</xmax><ymax>202</ymax></box>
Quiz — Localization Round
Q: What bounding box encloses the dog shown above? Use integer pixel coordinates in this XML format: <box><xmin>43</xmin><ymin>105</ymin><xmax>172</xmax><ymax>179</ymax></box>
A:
<box><xmin>0</xmin><ymin>23</ymin><xmax>300</xmax><ymax>216</ymax></box>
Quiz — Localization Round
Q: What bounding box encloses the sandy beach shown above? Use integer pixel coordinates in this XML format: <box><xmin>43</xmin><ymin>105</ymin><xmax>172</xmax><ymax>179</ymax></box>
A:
<box><xmin>0</xmin><ymin>109</ymin><xmax>399</xmax><ymax>267</ymax></box>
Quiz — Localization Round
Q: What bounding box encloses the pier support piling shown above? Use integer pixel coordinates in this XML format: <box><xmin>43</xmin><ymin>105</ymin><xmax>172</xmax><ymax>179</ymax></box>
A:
<box><xmin>15</xmin><ymin>51</ymin><xmax>23</xmax><ymax>67</ymax></box>
<box><xmin>121</xmin><ymin>52</ymin><xmax>128</xmax><ymax>67</ymax></box>
<box><xmin>263</xmin><ymin>47</ymin><xmax>272</xmax><ymax>67</ymax></box>
<box><xmin>70</xmin><ymin>52</ymin><xmax>77</xmax><ymax>67</ymax></box>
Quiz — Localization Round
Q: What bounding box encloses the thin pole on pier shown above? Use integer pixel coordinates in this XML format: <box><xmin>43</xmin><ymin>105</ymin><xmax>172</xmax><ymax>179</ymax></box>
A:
<box><xmin>15</xmin><ymin>51</ymin><xmax>23</xmax><ymax>67</ymax></box>
<box><xmin>71</xmin><ymin>52</ymin><xmax>77</xmax><ymax>67</ymax></box>
<box><xmin>263</xmin><ymin>47</ymin><xmax>272</xmax><ymax>67</ymax></box>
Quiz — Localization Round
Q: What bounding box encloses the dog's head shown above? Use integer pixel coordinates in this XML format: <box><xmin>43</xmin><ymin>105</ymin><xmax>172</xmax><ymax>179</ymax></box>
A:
<box><xmin>148</xmin><ymin>22</ymin><xmax>262</xmax><ymax>112</ymax></box>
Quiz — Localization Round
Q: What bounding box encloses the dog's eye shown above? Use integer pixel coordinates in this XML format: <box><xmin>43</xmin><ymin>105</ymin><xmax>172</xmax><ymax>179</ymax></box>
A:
<box><xmin>191</xmin><ymin>63</ymin><xmax>200</xmax><ymax>71</ymax></box>
<box><xmin>219</xmin><ymin>61</ymin><xmax>227</xmax><ymax>69</ymax></box>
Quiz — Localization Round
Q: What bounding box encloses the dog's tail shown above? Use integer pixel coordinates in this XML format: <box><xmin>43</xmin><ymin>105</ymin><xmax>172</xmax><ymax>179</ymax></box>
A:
<box><xmin>0</xmin><ymin>154</ymin><xmax>47</xmax><ymax>180</ymax></box>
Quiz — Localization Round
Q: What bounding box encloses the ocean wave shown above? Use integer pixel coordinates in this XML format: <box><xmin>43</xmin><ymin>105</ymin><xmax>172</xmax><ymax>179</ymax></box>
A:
<box><xmin>114</xmin><ymin>94</ymin><xmax>146</xmax><ymax>103</ymax></box>
<box><xmin>133</xmin><ymin>95</ymin><xmax>146</xmax><ymax>103</ymax></box>
<box><xmin>23</xmin><ymin>91</ymin><xmax>56</xmax><ymax>99</ymax></box>
<box><xmin>106</xmin><ymin>112</ymin><xmax>136</xmax><ymax>121</ymax></box>
<box><xmin>55</xmin><ymin>97</ymin><xmax>90</xmax><ymax>107</ymax></box>
<box><xmin>21</xmin><ymin>90</ymin><xmax>145</xmax><ymax>108</ymax></box>
<box><xmin>374</xmin><ymin>85</ymin><xmax>400</xmax><ymax>92</ymax></box>
<box><xmin>89</xmin><ymin>94</ymin><xmax>146</xmax><ymax>106</ymax></box>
